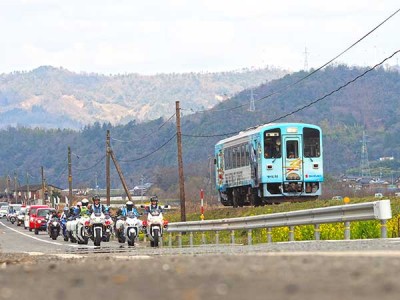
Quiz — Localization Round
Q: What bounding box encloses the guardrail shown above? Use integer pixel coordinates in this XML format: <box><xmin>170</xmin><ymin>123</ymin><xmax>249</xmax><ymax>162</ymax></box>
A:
<box><xmin>165</xmin><ymin>200</ymin><xmax>392</xmax><ymax>247</ymax></box>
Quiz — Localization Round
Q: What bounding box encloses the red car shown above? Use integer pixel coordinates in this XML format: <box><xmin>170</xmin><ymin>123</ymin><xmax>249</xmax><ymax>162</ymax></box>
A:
<box><xmin>28</xmin><ymin>205</ymin><xmax>49</xmax><ymax>233</ymax></box>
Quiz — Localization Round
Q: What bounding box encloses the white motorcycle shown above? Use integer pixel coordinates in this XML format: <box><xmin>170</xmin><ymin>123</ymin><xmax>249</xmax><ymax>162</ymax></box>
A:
<box><xmin>75</xmin><ymin>215</ymin><xmax>90</xmax><ymax>244</ymax></box>
<box><xmin>117</xmin><ymin>211</ymin><xmax>142</xmax><ymax>246</ymax></box>
<box><xmin>9</xmin><ymin>212</ymin><xmax>17</xmax><ymax>224</ymax></box>
<box><xmin>143</xmin><ymin>209</ymin><xmax>167</xmax><ymax>247</ymax></box>
<box><xmin>66</xmin><ymin>217</ymin><xmax>78</xmax><ymax>243</ymax></box>
<box><xmin>89</xmin><ymin>212</ymin><xmax>112</xmax><ymax>246</ymax></box>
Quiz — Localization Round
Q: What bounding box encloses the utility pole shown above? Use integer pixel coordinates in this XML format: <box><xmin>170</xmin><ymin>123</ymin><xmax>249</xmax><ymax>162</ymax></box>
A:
<box><xmin>140</xmin><ymin>175</ymin><xmax>144</xmax><ymax>204</ymax></box>
<box><xmin>6</xmin><ymin>175</ymin><xmax>10</xmax><ymax>203</ymax></box>
<box><xmin>26</xmin><ymin>172</ymin><xmax>30</xmax><ymax>205</ymax></box>
<box><xmin>41</xmin><ymin>166</ymin><xmax>46</xmax><ymax>204</ymax></box>
<box><xmin>95</xmin><ymin>172</ymin><xmax>99</xmax><ymax>193</ymax></box>
<box><xmin>68</xmin><ymin>147</ymin><xmax>72</xmax><ymax>206</ymax></box>
<box><xmin>106</xmin><ymin>130</ymin><xmax>111</xmax><ymax>206</ymax></box>
<box><xmin>14</xmin><ymin>172</ymin><xmax>17</xmax><ymax>204</ymax></box>
<box><xmin>176</xmin><ymin>101</ymin><xmax>186</xmax><ymax>222</ymax></box>
<box><xmin>110</xmin><ymin>149</ymin><xmax>133</xmax><ymax>202</ymax></box>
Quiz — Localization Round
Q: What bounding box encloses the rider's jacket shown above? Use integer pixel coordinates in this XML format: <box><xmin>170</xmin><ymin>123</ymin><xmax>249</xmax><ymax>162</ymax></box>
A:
<box><xmin>119</xmin><ymin>206</ymin><xmax>140</xmax><ymax>217</ymax></box>
<box><xmin>145</xmin><ymin>205</ymin><xmax>162</xmax><ymax>213</ymax></box>
<box><xmin>73</xmin><ymin>206</ymin><xmax>81</xmax><ymax>217</ymax></box>
<box><xmin>91</xmin><ymin>204</ymin><xmax>106</xmax><ymax>214</ymax></box>
<box><xmin>80</xmin><ymin>206</ymin><xmax>89</xmax><ymax>217</ymax></box>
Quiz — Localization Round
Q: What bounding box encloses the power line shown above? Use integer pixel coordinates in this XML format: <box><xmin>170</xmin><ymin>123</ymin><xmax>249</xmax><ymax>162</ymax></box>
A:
<box><xmin>182</xmin><ymin>49</ymin><xmax>400</xmax><ymax>138</ymax></box>
<box><xmin>111</xmin><ymin>113</ymin><xmax>176</xmax><ymax>143</ymax></box>
<box><xmin>269</xmin><ymin>49</ymin><xmax>400</xmax><ymax>123</ymax></box>
<box><xmin>183</xmin><ymin>7</ymin><xmax>400</xmax><ymax>114</ymax></box>
<box><xmin>73</xmin><ymin>155</ymin><xmax>106</xmax><ymax>172</ymax></box>
<box><xmin>119</xmin><ymin>133</ymin><xmax>177</xmax><ymax>163</ymax></box>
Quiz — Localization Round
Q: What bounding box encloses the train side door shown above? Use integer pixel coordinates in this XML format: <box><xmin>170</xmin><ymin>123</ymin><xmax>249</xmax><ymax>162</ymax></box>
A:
<box><xmin>215</xmin><ymin>147</ymin><xmax>225</xmax><ymax>190</ymax></box>
<box><xmin>283</xmin><ymin>136</ymin><xmax>303</xmax><ymax>182</ymax></box>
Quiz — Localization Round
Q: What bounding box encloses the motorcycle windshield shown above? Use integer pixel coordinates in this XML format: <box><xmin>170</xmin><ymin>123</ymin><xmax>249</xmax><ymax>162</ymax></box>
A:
<box><xmin>127</xmin><ymin>211</ymin><xmax>136</xmax><ymax>218</ymax></box>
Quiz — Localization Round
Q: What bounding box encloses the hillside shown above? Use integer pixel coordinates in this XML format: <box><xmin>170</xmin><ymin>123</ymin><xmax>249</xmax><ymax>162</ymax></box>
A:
<box><xmin>0</xmin><ymin>66</ymin><xmax>287</xmax><ymax>129</ymax></box>
<box><xmin>1</xmin><ymin>65</ymin><xmax>400</xmax><ymax>197</ymax></box>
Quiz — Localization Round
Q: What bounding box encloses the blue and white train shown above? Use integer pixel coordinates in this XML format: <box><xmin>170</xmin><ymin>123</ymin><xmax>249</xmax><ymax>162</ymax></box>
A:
<box><xmin>215</xmin><ymin>123</ymin><xmax>323</xmax><ymax>206</ymax></box>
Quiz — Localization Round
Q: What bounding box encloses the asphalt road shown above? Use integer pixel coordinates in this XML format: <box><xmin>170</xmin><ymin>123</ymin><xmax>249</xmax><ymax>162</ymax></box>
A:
<box><xmin>2</xmin><ymin>220</ymin><xmax>400</xmax><ymax>300</ymax></box>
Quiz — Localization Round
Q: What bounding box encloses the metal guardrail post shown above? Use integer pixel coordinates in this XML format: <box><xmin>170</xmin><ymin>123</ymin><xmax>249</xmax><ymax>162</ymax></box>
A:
<box><xmin>344</xmin><ymin>221</ymin><xmax>350</xmax><ymax>240</ymax></box>
<box><xmin>380</xmin><ymin>220</ymin><xmax>387</xmax><ymax>238</ymax></box>
<box><xmin>231</xmin><ymin>230</ymin><xmax>235</xmax><ymax>245</ymax></box>
<box><xmin>202</xmin><ymin>232</ymin><xmax>206</xmax><ymax>245</ymax></box>
<box><xmin>289</xmin><ymin>226</ymin><xmax>295</xmax><ymax>241</ymax></box>
<box><xmin>247</xmin><ymin>229</ymin><xmax>252</xmax><ymax>245</ymax></box>
<box><xmin>160</xmin><ymin>236</ymin><xmax>163</xmax><ymax>248</ymax></box>
<box><xmin>189</xmin><ymin>232</ymin><xmax>193</xmax><ymax>247</ymax></box>
<box><xmin>178</xmin><ymin>232</ymin><xmax>182</xmax><ymax>248</ymax></box>
<box><xmin>267</xmin><ymin>228</ymin><xmax>272</xmax><ymax>243</ymax></box>
<box><xmin>215</xmin><ymin>231</ymin><xmax>219</xmax><ymax>245</ymax></box>
<box><xmin>168</xmin><ymin>233</ymin><xmax>172</xmax><ymax>247</ymax></box>
<box><xmin>314</xmin><ymin>224</ymin><xmax>320</xmax><ymax>240</ymax></box>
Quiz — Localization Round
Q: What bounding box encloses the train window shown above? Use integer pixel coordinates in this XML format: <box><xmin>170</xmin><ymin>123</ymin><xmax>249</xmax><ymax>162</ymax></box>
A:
<box><xmin>264</xmin><ymin>129</ymin><xmax>281</xmax><ymax>159</ymax></box>
<box><xmin>224</xmin><ymin>148</ymin><xmax>231</xmax><ymax>170</ymax></box>
<box><xmin>241</xmin><ymin>144</ymin><xmax>246</xmax><ymax>167</ymax></box>
<box><xmin>286</xmin><ymin>140</ymin><xmax>298</xmax><ymax>159</ymax></box>
<box><xmin>245</xmin><ymin>144</ymin><xmax>250</xmax><ymax>166</ymax></box>
<box><xmin>230</xmin><ymin>148</ymin><xmax>233</xmax><ymax>169</ymax></box>
<box><xmin>232</xmin><ymin>148</ymin><xmax>237</xmax><ymax>169</ymax></box>
<box><xmin>303</xmin><ymin>128</ymin><xmax>320</xmax><ymax>157</ymax></box>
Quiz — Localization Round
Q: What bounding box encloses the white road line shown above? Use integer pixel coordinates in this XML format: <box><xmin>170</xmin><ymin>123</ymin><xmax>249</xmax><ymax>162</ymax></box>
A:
<box><xmin>113</xmin><ymin>255</ymin><xmax>151</xmax><ymax>260</ymax></box>
<box><xmin>0</xmin><ymin>221</ymin><xmax>95</xmax><ymax>248</ymax></box>
<box><xmin>251</xmin><ymin>251</ymin><xmax>400</xmax><ymax>257</ymax></box>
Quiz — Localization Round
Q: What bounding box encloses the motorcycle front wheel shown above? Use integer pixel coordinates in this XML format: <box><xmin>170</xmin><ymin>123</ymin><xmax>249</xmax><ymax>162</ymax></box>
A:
<box><xmin>94</xmin><ymin>227</ymin><xmax>102</xmax><ymax>247</ymax></box>
<box><xmin>153</xmin><ymin>229</ymin><xmax>159</xmax><ymax>247</ymax></box>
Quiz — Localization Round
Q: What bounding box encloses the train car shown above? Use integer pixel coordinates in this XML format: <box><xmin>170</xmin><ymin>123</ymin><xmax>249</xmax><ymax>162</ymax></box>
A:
<box><xmin>215</xmin><ymin>123</ymin><xmax>323</xmax><ymax>206</ymax></box>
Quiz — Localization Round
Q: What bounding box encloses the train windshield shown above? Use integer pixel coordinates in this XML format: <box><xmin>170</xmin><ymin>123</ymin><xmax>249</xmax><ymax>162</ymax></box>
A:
<box><xmin>286</xmin><ymin>140</ymin><xmax>299</xmax><ymax>159</ymax></box>
<box><xmin>264</xmin><ymin>129</ymin><xmax>281</xmax><ymax>159</ymax></box>
<box><xmin>303</xmin><ymin>127</ymin><xmax>321</xmax><ymax>157</ymax></box>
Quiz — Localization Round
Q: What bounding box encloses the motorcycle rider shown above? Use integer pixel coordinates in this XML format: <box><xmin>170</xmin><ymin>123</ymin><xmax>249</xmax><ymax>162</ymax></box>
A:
<box><xmin>46</xmin><ymin>209</ymin><xmax>59</xmax><ymax>223</ymax></box>
<box><xmin>80</xmin><ymin>198</ymin><xmax>90</xmax><ymax>217</ymax></box>
<box><xmin>145</xmin><ymin>196</ymin><xmax>163</xmax><ymax>213</ymax></box>
<box><xmin>60</xmin><ymin>206</ymin><xmax>70</xmax><ymax>239</ymax></box>
<box><xmin>89</xmin><ymin>195</ymin><xmax>106</xmax><ymax>214</ymax></box>
<box><xmin>115</xmin><ymin>200</ymin><xmax>142</xmax><ymax>235</ymax></box>
<box><xmin>73</xmin><ymin>201</ymin><xmax>82</xmax><ymax>217</ymax></box>
<box><xmin>60</xmin><ymin>206</ymin><xmax>70</xmax><ymax>219</ymax></box>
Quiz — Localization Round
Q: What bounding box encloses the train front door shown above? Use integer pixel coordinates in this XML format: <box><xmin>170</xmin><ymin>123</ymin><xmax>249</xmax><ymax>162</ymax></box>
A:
<box><xmin>283</xmin><ymin>136</ymin><xmax>303</xmax><ymax>190</ymax></box>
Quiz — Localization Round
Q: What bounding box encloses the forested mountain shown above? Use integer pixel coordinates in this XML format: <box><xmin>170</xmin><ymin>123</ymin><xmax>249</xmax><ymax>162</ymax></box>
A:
<box><xmin>0</xmin><ymin>66</ymin><xmax>287</xmax><ymax>129</ymax></box>
<box><xmin>1</xmin><ymin>65</ymin><xmax>400</xmax><ymax>196</ymax></box>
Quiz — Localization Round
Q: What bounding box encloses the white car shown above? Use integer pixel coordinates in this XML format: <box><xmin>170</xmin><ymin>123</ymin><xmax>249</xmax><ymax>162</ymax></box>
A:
<box><xmin>0</xmin><ymin>205</ymin><xmax>9</xmax><ymax>218</ymax></box>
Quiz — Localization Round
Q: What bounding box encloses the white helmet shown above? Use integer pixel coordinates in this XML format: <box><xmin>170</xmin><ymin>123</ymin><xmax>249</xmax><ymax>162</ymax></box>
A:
<box><xmin>76</xmin><ymin>201</ymin><xmax>82</xmax><ymax>207</ymax></box>
<box><xmin>81</xmin><ymin>199</ymin><xmax>89</xmax><ymax>207</ymax></box>
<box><xmin>126</xmin><ymin>201</ymin><xmax>134</xmax><ymax>210</ymax></box>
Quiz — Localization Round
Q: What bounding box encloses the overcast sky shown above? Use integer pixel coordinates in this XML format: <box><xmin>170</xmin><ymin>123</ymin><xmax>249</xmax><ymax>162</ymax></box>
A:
<box><xmin>1</xmin><ymin>0</ymin><xmax>399</xmax><ymax>75</ymax></box>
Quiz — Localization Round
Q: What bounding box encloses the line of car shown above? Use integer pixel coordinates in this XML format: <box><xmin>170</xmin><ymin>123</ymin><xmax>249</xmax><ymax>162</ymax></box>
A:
<box><xmin>0</xmin><ymin>203</ymin><xmax>56</xmax><ymax>235</ymax></box>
